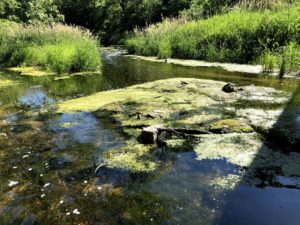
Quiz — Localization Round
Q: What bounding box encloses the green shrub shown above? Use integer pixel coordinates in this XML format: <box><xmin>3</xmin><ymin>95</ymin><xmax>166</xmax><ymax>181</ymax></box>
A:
<box><xmin>0</xmin><ymin>21</ymin><xmax>101</xmax><ymax>73</ymax></box>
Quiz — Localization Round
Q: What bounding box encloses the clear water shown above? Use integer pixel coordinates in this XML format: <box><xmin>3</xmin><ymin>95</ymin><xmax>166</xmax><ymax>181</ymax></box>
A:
<box><xmin>0</xmin><ymin>51</ymin><xmax>300</xmax><ymax>225</ymax></box>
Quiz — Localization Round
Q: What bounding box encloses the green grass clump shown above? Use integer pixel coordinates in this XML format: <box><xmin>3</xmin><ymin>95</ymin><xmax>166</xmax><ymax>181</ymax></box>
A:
<box><xmin>126</xmin><ymin>3</ymin><xmax>300</xmax><ymax>73</ymax></box>
<box><xmin>258</xmin><ymin>41</ymin><xmax>300</xmax><ymax>73</ymax></box>
<box><xmin>0</xmin><ymin>21</ymin><xmax>101</xmax><ymax>73</ymax></box>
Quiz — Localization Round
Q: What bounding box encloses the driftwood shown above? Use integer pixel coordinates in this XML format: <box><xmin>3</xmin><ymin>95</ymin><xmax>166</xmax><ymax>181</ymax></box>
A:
<box><xmin>139</xmin><ymin>125</ymin><xmax>211</xmax><ymax>144</ymax></box>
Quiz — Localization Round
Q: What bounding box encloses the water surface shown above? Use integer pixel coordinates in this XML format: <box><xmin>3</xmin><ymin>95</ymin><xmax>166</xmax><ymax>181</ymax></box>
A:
<box><xmin>1</xmin><ymin>52</ymin><xmax>300</xmax><ymax>224</ymax></box>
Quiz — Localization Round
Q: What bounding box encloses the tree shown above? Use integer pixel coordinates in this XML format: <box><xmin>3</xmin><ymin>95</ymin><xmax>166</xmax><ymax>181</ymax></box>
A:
<box><xmin>0</xmin><ymin>0</ymin><xmax>63</xmax><ymax>24</ymax></box>
<box><xmin>58</xmin><ymin>0</ymin><xmax>191</xmax><ymax>44</ymax></box>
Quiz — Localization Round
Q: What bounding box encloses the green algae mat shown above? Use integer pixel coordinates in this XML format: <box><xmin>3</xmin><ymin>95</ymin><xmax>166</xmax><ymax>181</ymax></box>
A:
<box><xmin>56</xmin><ymin>78</ymin><xmax>300</xmax><ymax>187</ymax></box>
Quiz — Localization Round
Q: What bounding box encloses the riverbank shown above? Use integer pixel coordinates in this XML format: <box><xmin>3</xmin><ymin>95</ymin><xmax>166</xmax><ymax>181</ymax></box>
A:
<box><xmin>125</xmin><ymin>54</ymin><xmax>300</xmax><ymax>78</ymax></box>
<box><xmin>126</xmin><ymin>3</ymin><xmax>300</xmax><ymax>75</ymax></box>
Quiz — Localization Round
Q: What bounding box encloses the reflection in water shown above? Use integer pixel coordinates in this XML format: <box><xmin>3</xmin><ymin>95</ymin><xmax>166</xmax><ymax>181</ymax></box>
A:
<box><xmin>0</xmin><ymin>52</ymin><xmax>300</xmax><ymax>224</ymax></box>
<box><xmin>219</xmin><ymin>187</ymin><xmax>300</xmax><ymax>225</ymax></box>
<box><xmin>149</xmin><ymin>152</ymin><xmax>241</xmax><ymax>225</ymax></box>
<box><xmin>215</xmin><ymin>83</ymin><xmax>300</xmax><ymax>225</ymax></box>
<box><xmin>50</xmin><ymin>112</ymin><xmax>126</xmax><ymax>150</ymax></box>
<box><xmin>19</xmin><ymin>86</ymin><xmax>54</xmax><ymax>108</ymax></box>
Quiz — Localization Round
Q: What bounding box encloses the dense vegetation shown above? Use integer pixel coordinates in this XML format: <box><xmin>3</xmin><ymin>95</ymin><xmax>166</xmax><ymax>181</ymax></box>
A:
<box><xmin>0</xmin><ymin>20</ymin><xmax>101</xmax><ymax>73</ymax></box>
<box><xmin>0</xmin><ymin>0</ymin><xmax>63</xmax><ymax>24</ymax></box>
<box><xmin>56</xmin><ymin>0</ymin><xmax>193</xmax><ymax>44</ymax></box>
<box><xmin>2</xmin><ymin>0</ymin><xmax>289</xmax><ymax>45</ymax></box>
<box><xmin>126</xmin><ymin>2</ymin><xmax>300</xmax><ymax>73</ymax></box>
<box><xmin>0</xmin><ymin>0</ymin><xmax>299</xmax><ymax>74</ymax></box>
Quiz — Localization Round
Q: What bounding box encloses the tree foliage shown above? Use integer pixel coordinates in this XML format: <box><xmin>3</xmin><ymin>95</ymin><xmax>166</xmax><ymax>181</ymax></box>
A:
<box><xmin>0</xmin><ymin>0</ymin><xmax>297</xmax><ymax>44</ymax></box>
<box><xmin>57</xmin><ymin>0</ymin><xmax>191</xmax><ymax>44</ymax></box>
<box><xmin>0</xmin><ymin>0</ymin><xmax>63</xmax><ymax>24</ymax></box>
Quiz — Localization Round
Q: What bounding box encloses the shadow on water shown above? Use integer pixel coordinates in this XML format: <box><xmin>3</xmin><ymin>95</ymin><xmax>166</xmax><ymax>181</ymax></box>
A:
<box><xmin>215</xmin><ymin>83</ymin><xmax>300</xmax><ymax>225</ymax></box>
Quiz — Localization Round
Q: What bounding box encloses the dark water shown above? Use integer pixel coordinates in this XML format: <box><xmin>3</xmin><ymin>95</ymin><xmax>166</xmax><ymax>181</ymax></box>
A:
<box><xmin>1</xmin><ymin>52</ymin><xmax>300</xmax><ymax>225</ymax></box>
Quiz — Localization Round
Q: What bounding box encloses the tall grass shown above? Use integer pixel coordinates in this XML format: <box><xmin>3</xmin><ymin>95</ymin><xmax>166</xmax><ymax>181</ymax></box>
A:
<box><xmin>126</xmin><ymin>3</ymin><xmax>300</xmax><ymax>73</ymax></box>
<box><xmin>0</xmin><ymin>20</ymin><xmax>101</xmax><ymax>73</ymax></box>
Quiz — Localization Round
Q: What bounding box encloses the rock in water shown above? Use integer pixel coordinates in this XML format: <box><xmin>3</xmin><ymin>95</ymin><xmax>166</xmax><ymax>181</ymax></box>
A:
<box><xmin>222</xmin><ymin>83</ymin><xmax>235</xmax><ymax>93</ymax></box>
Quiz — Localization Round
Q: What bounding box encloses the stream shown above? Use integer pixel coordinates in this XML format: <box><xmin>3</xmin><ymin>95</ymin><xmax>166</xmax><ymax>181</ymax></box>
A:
<box><xmin>1</xmin><ymin>50</ymin><xmax>300</xmax><ymax>225</ymax></box>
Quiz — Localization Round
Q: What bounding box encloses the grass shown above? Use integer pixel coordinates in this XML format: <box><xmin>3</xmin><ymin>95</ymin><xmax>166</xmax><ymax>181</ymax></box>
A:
<box><xmin>0</xmin><ymin>20</ymin><xmax>101</xmax><ymax>74</ymax></box>
<box><xmin>126</xmin><ymin>3</ymin><xmax>300</xmax><ymax>73</ymax></box>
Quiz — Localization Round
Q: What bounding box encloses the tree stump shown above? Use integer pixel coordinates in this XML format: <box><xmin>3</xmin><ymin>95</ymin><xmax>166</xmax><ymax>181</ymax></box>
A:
<box><xmin>140</xmin><ymin>125</ymin><xmax>164</xmax><ymax>144</ymax></box>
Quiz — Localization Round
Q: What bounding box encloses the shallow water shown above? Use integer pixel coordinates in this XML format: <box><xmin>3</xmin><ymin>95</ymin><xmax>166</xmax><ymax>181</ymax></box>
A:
<box><xmin>1</xmin><ymin>52</ymin><xmax>300</xmax><ymax>224</ymax></box>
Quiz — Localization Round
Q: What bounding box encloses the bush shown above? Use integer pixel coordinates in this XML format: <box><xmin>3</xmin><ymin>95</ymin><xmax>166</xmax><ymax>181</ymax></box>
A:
<box><xmin>126</xmin><ymin>3</ymin><xmax>300</xmax><ymax>72</ymax></box>
<box><xmin>0</xmin><ymin>21</ymin><xmax>101</xmax><ymax>73</ymax></box>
